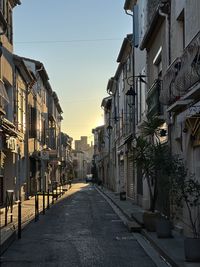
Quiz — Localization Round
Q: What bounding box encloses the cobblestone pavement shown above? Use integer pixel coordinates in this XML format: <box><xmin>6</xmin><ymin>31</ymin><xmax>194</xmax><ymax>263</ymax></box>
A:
<box><xmin>0</xmin><ymin>183</ymin><xmax>168</xmax><ymax>267</ymax></box>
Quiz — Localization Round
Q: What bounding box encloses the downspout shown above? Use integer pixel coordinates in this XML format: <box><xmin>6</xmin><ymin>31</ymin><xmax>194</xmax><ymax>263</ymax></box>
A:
<box><xmin>25</xmin><ymin>82</ymin><xmax>31</xmax><ymax>198</ymax></box>
<box><xmin>125</xmin><ymin>4</ymin><xmax>136</xmax><ymax>200</ymax></box>
<box><xmin>158</xmin><ymin>2</ymin><xmax>171</xmax><ymax>65</ymax></box>
<box><xmin>159</xmin><ymin>2</ymin><xmax>172</xmax><ymax>158</ymax></box>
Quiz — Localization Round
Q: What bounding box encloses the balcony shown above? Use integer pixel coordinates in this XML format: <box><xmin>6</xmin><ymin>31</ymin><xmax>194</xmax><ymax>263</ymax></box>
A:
<box><xmin>161</xmin><ymin>31</ymin><xmax>200</xmax><ymax>106</ymax></box>
<box><xmin>146</xmin><ymin>79</ymin><xmax>163</xmax><ymax>119</ymax></box>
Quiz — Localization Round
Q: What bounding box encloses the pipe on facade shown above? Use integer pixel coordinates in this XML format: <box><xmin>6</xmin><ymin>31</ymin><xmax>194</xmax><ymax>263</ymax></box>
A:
<box><xmin>158</xmin><ymin>2</ymin><xmax>172</xmax><ymax>157</ymax></box>
<box><xmin>158</xmin><ymin>3</ymin><xmax>171</xmax><ymax>65</ymax></box>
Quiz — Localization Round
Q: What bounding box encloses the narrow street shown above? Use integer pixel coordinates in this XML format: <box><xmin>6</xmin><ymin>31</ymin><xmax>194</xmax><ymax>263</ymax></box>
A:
<box><xmin>0</xmin><ymin>183</ymin><xmax>167</xmax><ymax>267</ymax></box>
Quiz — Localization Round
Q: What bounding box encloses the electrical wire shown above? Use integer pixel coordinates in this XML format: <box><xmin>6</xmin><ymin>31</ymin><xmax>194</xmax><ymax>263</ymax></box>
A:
<box><xmin>14</xmin><ymin>38</ymin><xmax>123</xmax><ymax>44</ymax></box>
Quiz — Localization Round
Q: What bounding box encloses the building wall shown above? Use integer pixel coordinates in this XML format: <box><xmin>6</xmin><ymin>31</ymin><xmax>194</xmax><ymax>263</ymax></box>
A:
<box><xmin>147</xmin><ymin>22</ymin><xmax>165</xmax><ymax>86</ymax></box>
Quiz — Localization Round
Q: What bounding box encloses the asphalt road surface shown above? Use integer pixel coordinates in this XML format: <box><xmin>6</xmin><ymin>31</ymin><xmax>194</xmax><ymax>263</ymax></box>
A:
<box><xmin>0</xmin><ymin>183</ymin><xmax>164</xmax><ymax>267</ymax></box>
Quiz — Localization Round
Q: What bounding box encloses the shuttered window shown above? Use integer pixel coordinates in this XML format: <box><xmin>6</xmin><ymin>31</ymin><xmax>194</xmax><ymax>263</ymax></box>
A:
<box><xmin>29</xmin><ymin>106</ymin><xmax>37</xmax><ymax>138</ymax></box>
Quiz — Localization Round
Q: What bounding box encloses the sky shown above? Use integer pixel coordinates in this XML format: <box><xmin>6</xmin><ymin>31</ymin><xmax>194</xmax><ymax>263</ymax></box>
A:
<box><xmin>13</xmin><ymin>0</ymin><xmax>132</xmax><ymax>144</ymax></box>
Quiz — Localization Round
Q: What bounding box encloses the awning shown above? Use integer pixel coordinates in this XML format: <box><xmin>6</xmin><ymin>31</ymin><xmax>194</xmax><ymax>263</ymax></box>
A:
<box><xmin>0</xmin><ymin>80</ymin><xmax>9</xmax><ymax>104</ymax></box>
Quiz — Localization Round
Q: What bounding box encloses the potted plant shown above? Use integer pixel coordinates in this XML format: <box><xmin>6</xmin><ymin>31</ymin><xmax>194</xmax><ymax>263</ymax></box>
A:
<box><xmin>134</xmin><ymin>117</ymin><xmax>171</xmax><ymax>231</ymax></box>
<box><xmin>120</xmin><ymin>185</ymin><xmax>126</xmax><ymax>201</ymax></box>
<box><xmin>155</xmin><ymin>154</ymin><xmax>185</xmax><ymax>238</ymax></box>
<box><xmin>172</xmin><ymin>174</ymin><xmax>200</xmax><ymax>262</ymax></box>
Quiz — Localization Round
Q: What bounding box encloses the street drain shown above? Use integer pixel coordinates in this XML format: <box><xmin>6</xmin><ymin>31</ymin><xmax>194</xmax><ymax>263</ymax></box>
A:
<box><xmin>115</xmin><ymin>236</ymin><xmax>136</xmax><ymax>241</ymax></box>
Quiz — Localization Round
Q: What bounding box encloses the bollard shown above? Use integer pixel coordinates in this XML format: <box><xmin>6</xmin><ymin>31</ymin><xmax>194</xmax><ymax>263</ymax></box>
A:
<box><xmin>5</xmin><ymin>205</ymin><xmax>7</xmax><ymax>226</ymax></box>
<box><xmin>10</xmin><ymin>197</ymin><xmax>13</xmax><ymax>223</ymax></box>
<box><xmin>35</xmin><ymin>194</ymin><xmax>39</xmax><ymax>222</ymax></box>
<box><xmin>18</xmin><ymin>201</ymin><xmax>21</xmax><ymax>239</ymax></box>
<box><xmin>47</xmin><ymin>189</ymin><xmax>50</xmax><ymax>209</ymax></box>
<box><xmin>43</xmin><ymin>191</ymin><xmax>45</xmax><ymax>215</ymax></box>
<box><xmin>52</xmin><ymin>191</ymin><xmax>54</xmax><ymax>205</ymax></box>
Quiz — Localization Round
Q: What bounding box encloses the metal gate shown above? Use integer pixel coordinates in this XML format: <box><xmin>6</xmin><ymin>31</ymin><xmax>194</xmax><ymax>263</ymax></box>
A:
<box><xmin>119</xmin><ymin>160</ymin><xmax>125</xmax><ymax>191</ymax></box>
<box><xmin>127</xmin><ymin>157</ymin><xmax>134</xmax><ymax>199</ymax></box>
<box><xmin>0</xmin><ymin>175</ymin><xmax>3</xmax><ymax>205</ymax></box>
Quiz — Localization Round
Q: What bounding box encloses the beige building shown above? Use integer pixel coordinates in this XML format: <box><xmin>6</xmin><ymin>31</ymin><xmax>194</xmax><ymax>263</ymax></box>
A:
<box><xmin>0</xmin><ymin>1</ymin><xmax>65</xmax><ymax>206</ymax></box>
<box><xmin>159</xmin><ymin>0</ymin><xmax>200</xmax><ymax>234</ymax></box>
<box><xmin>126</xmin><ymin>0</ymin><xmax>200</xmax><ymax>235</ymax></box>
<box><xmin>93</xmin><ymin>0</ymin><xmax>200</xmax><ymax>237</ymax></box>
<box><xmin>0</xmin><ymin>0</ymin><xmax>22</xmax><ymax>205</ymax></box>
<box><xmin>74</xmin><ymin>136</ymin><xmax>94</xmax><ymax>177</ymax></box>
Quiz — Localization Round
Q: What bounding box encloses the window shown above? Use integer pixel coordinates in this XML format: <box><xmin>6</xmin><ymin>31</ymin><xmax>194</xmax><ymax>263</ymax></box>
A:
<box><xmin>41</xmin><ymin>119</ymin><xmax>46</xmax><ymax>144</ymax></box>
<box><xmin>6</xmin><ymin>5</ymin><xmax>12</xmax><ymax>43</ymax></box>
<box><xmin>120</xmin><ymin>109</ymin><xmax>124</xmax><ymax>136</ymax></box>
<box><xmin>126</xmin><ymin>55</ymin><xmax>131</xmax><ymax>73</ymax></box>
<box><xmin>177</xmin><ymin>10</ymin><xmax>185</xmax><ymax>50</ymax></box>
<box><xmin>42</xmin><ymin>88</ymin><xmax>46</xmax><ymax>105</ymax></box>
<box><xmin>123</xmin><ymin>63</ymin><xmax>127</xmax><ymax>80</ymax></box>
<box><xmin>29</xmin><ymin>106</ymin><xmax>37</xmax><ymax>138</ymax></box>
<box><xmin>0</xmin><ymin>1</ymin><xmax>13</xmax><ymax>44</ymax></box>
<box><xmin>153</xmin><ymin>47</ymin><xmax>162</xmax><ymax>78</ymax></box>
<box><xmin>0</xmin><ymin>80</ymin><xmax>9</xmax><ymax>114</ymax></box>
<box><xmin>37</xmin><ymin>110</ymin><xmax>42</xmax><ymax>141</ymax></box>
<box><xmin>17</xmin><ymin>86</ymin><xmax>26</xmax><ymax>133</ymax></box>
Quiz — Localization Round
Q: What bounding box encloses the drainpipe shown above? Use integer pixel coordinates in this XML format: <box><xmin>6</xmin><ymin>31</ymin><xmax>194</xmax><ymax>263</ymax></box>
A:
<box><xmin>159</xmin><ymin>1</ymin><xmax>172</xmax><ymax>158</ymax></box>
<box><xmin>25</xmin><ymin>82</ymin><xmax>31</xmax><ymax>199</ymax></box>
<box><xmin>125</xmin><ymin>3</ymin><xmax>136</xmax><ymax>200</ymax></box>
<box><xmin>159</xmin><ymin>1</ymin><xmax>171</xmax><ymax>65</ymax></box>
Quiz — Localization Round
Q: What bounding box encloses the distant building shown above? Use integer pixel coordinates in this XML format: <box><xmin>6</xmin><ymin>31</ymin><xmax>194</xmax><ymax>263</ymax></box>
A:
<box><xmin>75</xmin><ymin>136</ymin><xmax>90</xmax><ymax>151</ymax></box>
<box><xmin>74</xmin><ymin>136</ymin><xmax>93</xmax><ymax>161</ymax></box>
<box><xmin>72</xmin><ymin>136</ymin><xmax>94</xmax><ymax>180</ymax></box>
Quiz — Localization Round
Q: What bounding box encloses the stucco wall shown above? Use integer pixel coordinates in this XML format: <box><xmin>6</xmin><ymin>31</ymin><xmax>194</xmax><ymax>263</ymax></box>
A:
<box><xmin>147</xmin><ymin>21</ymin><xmax>165</xmax><ymax>86</ymax></box>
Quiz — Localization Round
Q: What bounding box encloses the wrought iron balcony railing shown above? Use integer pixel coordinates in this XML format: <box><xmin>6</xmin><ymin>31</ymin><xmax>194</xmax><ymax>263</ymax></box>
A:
<box><xmin>160</xmin><ymin>30</ymin><xmax>200</xmax><ymax>106</ymax></box>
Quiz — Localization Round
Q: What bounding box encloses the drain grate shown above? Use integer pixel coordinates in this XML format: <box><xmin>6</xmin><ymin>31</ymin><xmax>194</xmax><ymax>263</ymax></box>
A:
<box><xmin>115</xmin><ymin>236</ymin><xmax>136</xmax><ymax>241</ymax></box>
<box><xmin>111</xmin><ymin>219</ymin><xmax>122</xmax><ymax>222</ymax></box>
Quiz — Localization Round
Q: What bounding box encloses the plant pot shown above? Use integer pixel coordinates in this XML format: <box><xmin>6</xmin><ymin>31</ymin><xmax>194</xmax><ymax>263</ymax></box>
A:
<box><xmin>143</xmin><ymin>211</ymin><xmax>160</xmax><ymax>232</ymax></box>
<box><xmin>120</xmin><ymin>191</ymin><xmax>126</xmax><ymax>201</ymax></box>
<box><xmin>156</xmin><ymin>218</ymin><xmax>172</xmax><ymax>238</ymax></box>
<box><xmin>184</xmin><ymin>237</ymin><xmax>200</xmax><ymax>262</ymax></box>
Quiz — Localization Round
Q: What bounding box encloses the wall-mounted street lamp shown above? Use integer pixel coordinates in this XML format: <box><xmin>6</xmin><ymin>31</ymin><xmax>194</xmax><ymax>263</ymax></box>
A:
<box><xmin>106</xmin><ymin>124</ymin><xmax>113</xmax><ymax>135</ymax></box>
<box><xmin>124</xmin><ymin>1</ymin><xmax>136</xmax><ymax>139</ymax></box>
<box><xmin>126</xmin><ymin>86</ymin><xmax>136</xmax><ymax>96</ymax></box>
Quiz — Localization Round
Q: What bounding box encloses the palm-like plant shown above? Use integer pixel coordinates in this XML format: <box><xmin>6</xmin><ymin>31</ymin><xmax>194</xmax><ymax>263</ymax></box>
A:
<box><xmin>134</xmin><ymin>135</ymin><xmax>173</xmax><ymax>212</ymax></box>
<box><xmin>134</xmin><ymin>116</ymin><xmax>173</xmax><ymax>212</ymax></box>
<box><xmin>140</xmin><ymin>116</ymin><xmax>165</xmax><ymax>142</ymax></box>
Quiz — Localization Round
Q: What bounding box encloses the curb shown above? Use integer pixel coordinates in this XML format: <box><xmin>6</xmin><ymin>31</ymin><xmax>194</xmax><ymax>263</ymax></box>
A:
<box><xmin>95</xmin><ymin>186</ymin><xmax>141</xmax><ymax>232</ymax></box>
<box><xmin>141</xmin><ymin>229</ymin><xmax>180</xmax><ymax>267</ymax></box>
<box><xmin>96</xmin><ymin>186</ymin><xmax>182</xmax><ymax>267</ymax></box>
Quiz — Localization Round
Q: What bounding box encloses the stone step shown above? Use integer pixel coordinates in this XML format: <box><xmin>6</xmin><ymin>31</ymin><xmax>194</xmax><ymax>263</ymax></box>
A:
<box><xmin>126</xmin><ymin>220</ymin><xmax>142</xmax><ymax>232</ymax></box>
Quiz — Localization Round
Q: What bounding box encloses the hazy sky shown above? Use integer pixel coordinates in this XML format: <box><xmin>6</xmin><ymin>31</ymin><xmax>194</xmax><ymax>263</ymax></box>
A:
<box><xmin>13</xmin><ymin>0</ymin><xmax>131</xmax><ymax>143</ymax></box>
